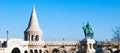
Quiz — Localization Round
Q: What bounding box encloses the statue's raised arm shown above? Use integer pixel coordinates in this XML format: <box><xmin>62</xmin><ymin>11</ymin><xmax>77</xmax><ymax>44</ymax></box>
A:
<box><xmin>82</xmin><ymin>22</ymin><xmax>94</xmax><ymax>39</ymax></box>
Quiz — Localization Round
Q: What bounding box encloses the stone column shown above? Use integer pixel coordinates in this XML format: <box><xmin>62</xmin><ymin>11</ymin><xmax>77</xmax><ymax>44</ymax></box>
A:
<box><xmin>30</xmin><ymin>34</ymin><xmax>31</xmax><ymax>41</ymax></box>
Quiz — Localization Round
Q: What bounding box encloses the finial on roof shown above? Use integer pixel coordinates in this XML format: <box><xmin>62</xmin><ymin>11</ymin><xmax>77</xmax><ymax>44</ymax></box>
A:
<box><xmin>33</xmin><ymin>4</ymin><xmax>35</xmax><ymax>10</ymax></box>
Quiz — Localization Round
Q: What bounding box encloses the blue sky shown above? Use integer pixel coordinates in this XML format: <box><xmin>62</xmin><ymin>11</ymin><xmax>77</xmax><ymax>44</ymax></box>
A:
<box><xmin>0</xmin><ymin>0</ymin><xmax>120</xmax><ymax>41</ymax></box>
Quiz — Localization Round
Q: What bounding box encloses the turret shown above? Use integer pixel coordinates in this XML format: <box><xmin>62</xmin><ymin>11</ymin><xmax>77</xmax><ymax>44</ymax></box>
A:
<box><xmin>24</xmin><ymin>6</ymin><xmax>43</xmax><ymax>41</ymax></box>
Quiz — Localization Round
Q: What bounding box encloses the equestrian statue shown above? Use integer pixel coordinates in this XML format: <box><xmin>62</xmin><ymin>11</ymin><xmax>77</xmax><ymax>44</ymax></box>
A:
<box><xmin>82</xmin><ymin>22</ymin><xmax>94</xmax><ymax>39</ymax></box>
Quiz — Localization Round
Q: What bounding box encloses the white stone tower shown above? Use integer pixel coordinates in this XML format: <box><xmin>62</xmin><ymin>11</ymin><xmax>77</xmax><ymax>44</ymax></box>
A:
<box><xmin>24</xmin><ymin>6</ymin><xmax>43</xmax><ymax>41</ymax></box>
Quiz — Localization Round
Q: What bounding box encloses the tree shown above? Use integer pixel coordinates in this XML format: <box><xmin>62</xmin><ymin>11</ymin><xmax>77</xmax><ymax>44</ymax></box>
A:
<box><xmin>111</xmin><ymin>27</ymin><xmax>120</xmax><ymax>49</ymax></box>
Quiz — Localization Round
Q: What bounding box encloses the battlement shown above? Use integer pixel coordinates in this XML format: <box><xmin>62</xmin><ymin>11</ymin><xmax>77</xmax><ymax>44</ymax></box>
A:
<box><xmin>45</xmin><ymin>40</ymin><xmax>80</xmax><ymax>46</ymax></box>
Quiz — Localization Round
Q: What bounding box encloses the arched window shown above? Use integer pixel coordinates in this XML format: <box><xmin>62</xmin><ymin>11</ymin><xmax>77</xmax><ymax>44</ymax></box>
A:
<box><xmin>52</xmin><ymin>49</ymin><xmax>60</xmax><ymax>53</ymax></box>
<box><xmin>29</xmin><ymin>34</ymin><xmax>30</xmax><ymax>41</ymax></box>
<box><xmin>71</xmin><ymin>49</ymin><xmax>75</xmax><ymax>53</ymax></box>
<box><xmin>76</xmin><ymin>51</ymin><xmax>80</xmax><ymax>53</ymax></box>
<box><xmin>24</xmin><ymin>50</ymin><xmax>28</xmax><ymax>53</ymax></box>
<box><xmin>45</xmin><ymin>50</ymin><xmax>49</xmax><ymax>53</ymax></box>
<box><xmin>35</xmin><ymin>35</ymin><xmax>39</xmax><ymax>41</ymax></box>
<box><xmin>62</xmin><ymin>50</ymin><xmax>67</xmax><ymax>53</ymax></box>
<box><xmin>30</xmin><ymin>50</ymin><xmax>33</xmax><ymax>53</ymax></box>
<box><xmin>39</xmin><ymin>49</ymin><xmax>42</xmax><ymax>53</ymax></box>
<box><xmin>24</xmin><ymin>35</ymin><xmax>27</xmax><ymax>41</ymax></box>
<box><xmin>89</xmin><ymin>43</ymin><xmax>92</xmax><ymax>49</ymax></box>
<box><xmin>31</xmin><ymin>35</ymin><xmax>34</xmax><ymax>41</ymax></box>
<box><xmin>35</xmin><ymin>49</ymin><xmax>38</xmax><ymax>53</ymax></box>
<box><xmin>11</xmin><ymin>47</ymin><xmax>20</xmax><ymax>53</ymax></box>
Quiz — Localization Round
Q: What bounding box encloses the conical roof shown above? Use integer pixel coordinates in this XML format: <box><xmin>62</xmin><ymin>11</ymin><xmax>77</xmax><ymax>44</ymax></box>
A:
<box><xmin>25</xmin><ymin>6</ymin><xmax>42</xmax><ymax>33</ymax></box>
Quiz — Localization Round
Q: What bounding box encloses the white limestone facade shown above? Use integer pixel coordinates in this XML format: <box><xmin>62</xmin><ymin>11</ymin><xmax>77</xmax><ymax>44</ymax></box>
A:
<box><xmin>0</xmin><ymin>6</ymin><xmax>81</xmax><ymax>53</ymax></box>
<box><xmin>81</xmin><ymin>39</ymin><xmax>96</xmax><ymax>53</ymax></box>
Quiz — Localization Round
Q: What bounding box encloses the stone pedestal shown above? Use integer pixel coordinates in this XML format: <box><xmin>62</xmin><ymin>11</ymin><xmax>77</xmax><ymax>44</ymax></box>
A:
<box><xmin>81</xmin><ymin>39</ymin><xmax>96</xmax><ymax>53</ymax></box>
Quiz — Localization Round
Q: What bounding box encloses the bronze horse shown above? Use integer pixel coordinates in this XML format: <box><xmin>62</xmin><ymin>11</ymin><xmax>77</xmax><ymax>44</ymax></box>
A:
<box><xmin>82</xmin><ymin>22</ymin><xmax>94</xmax><ymax>39</ymax></box>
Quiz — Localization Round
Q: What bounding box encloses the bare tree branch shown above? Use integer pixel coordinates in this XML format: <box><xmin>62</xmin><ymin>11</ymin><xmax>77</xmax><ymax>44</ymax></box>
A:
<box><xmin>111</xmin><ymin>26</ymin><xmax>120</xmax><ymax>49</ymax></box>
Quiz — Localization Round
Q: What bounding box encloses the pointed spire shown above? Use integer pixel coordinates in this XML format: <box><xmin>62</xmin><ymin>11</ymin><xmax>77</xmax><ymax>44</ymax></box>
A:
<box><xmin>25</xmin><ymin>6</ymin><xmax>42</xmax><ymax>33</ymax></box>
